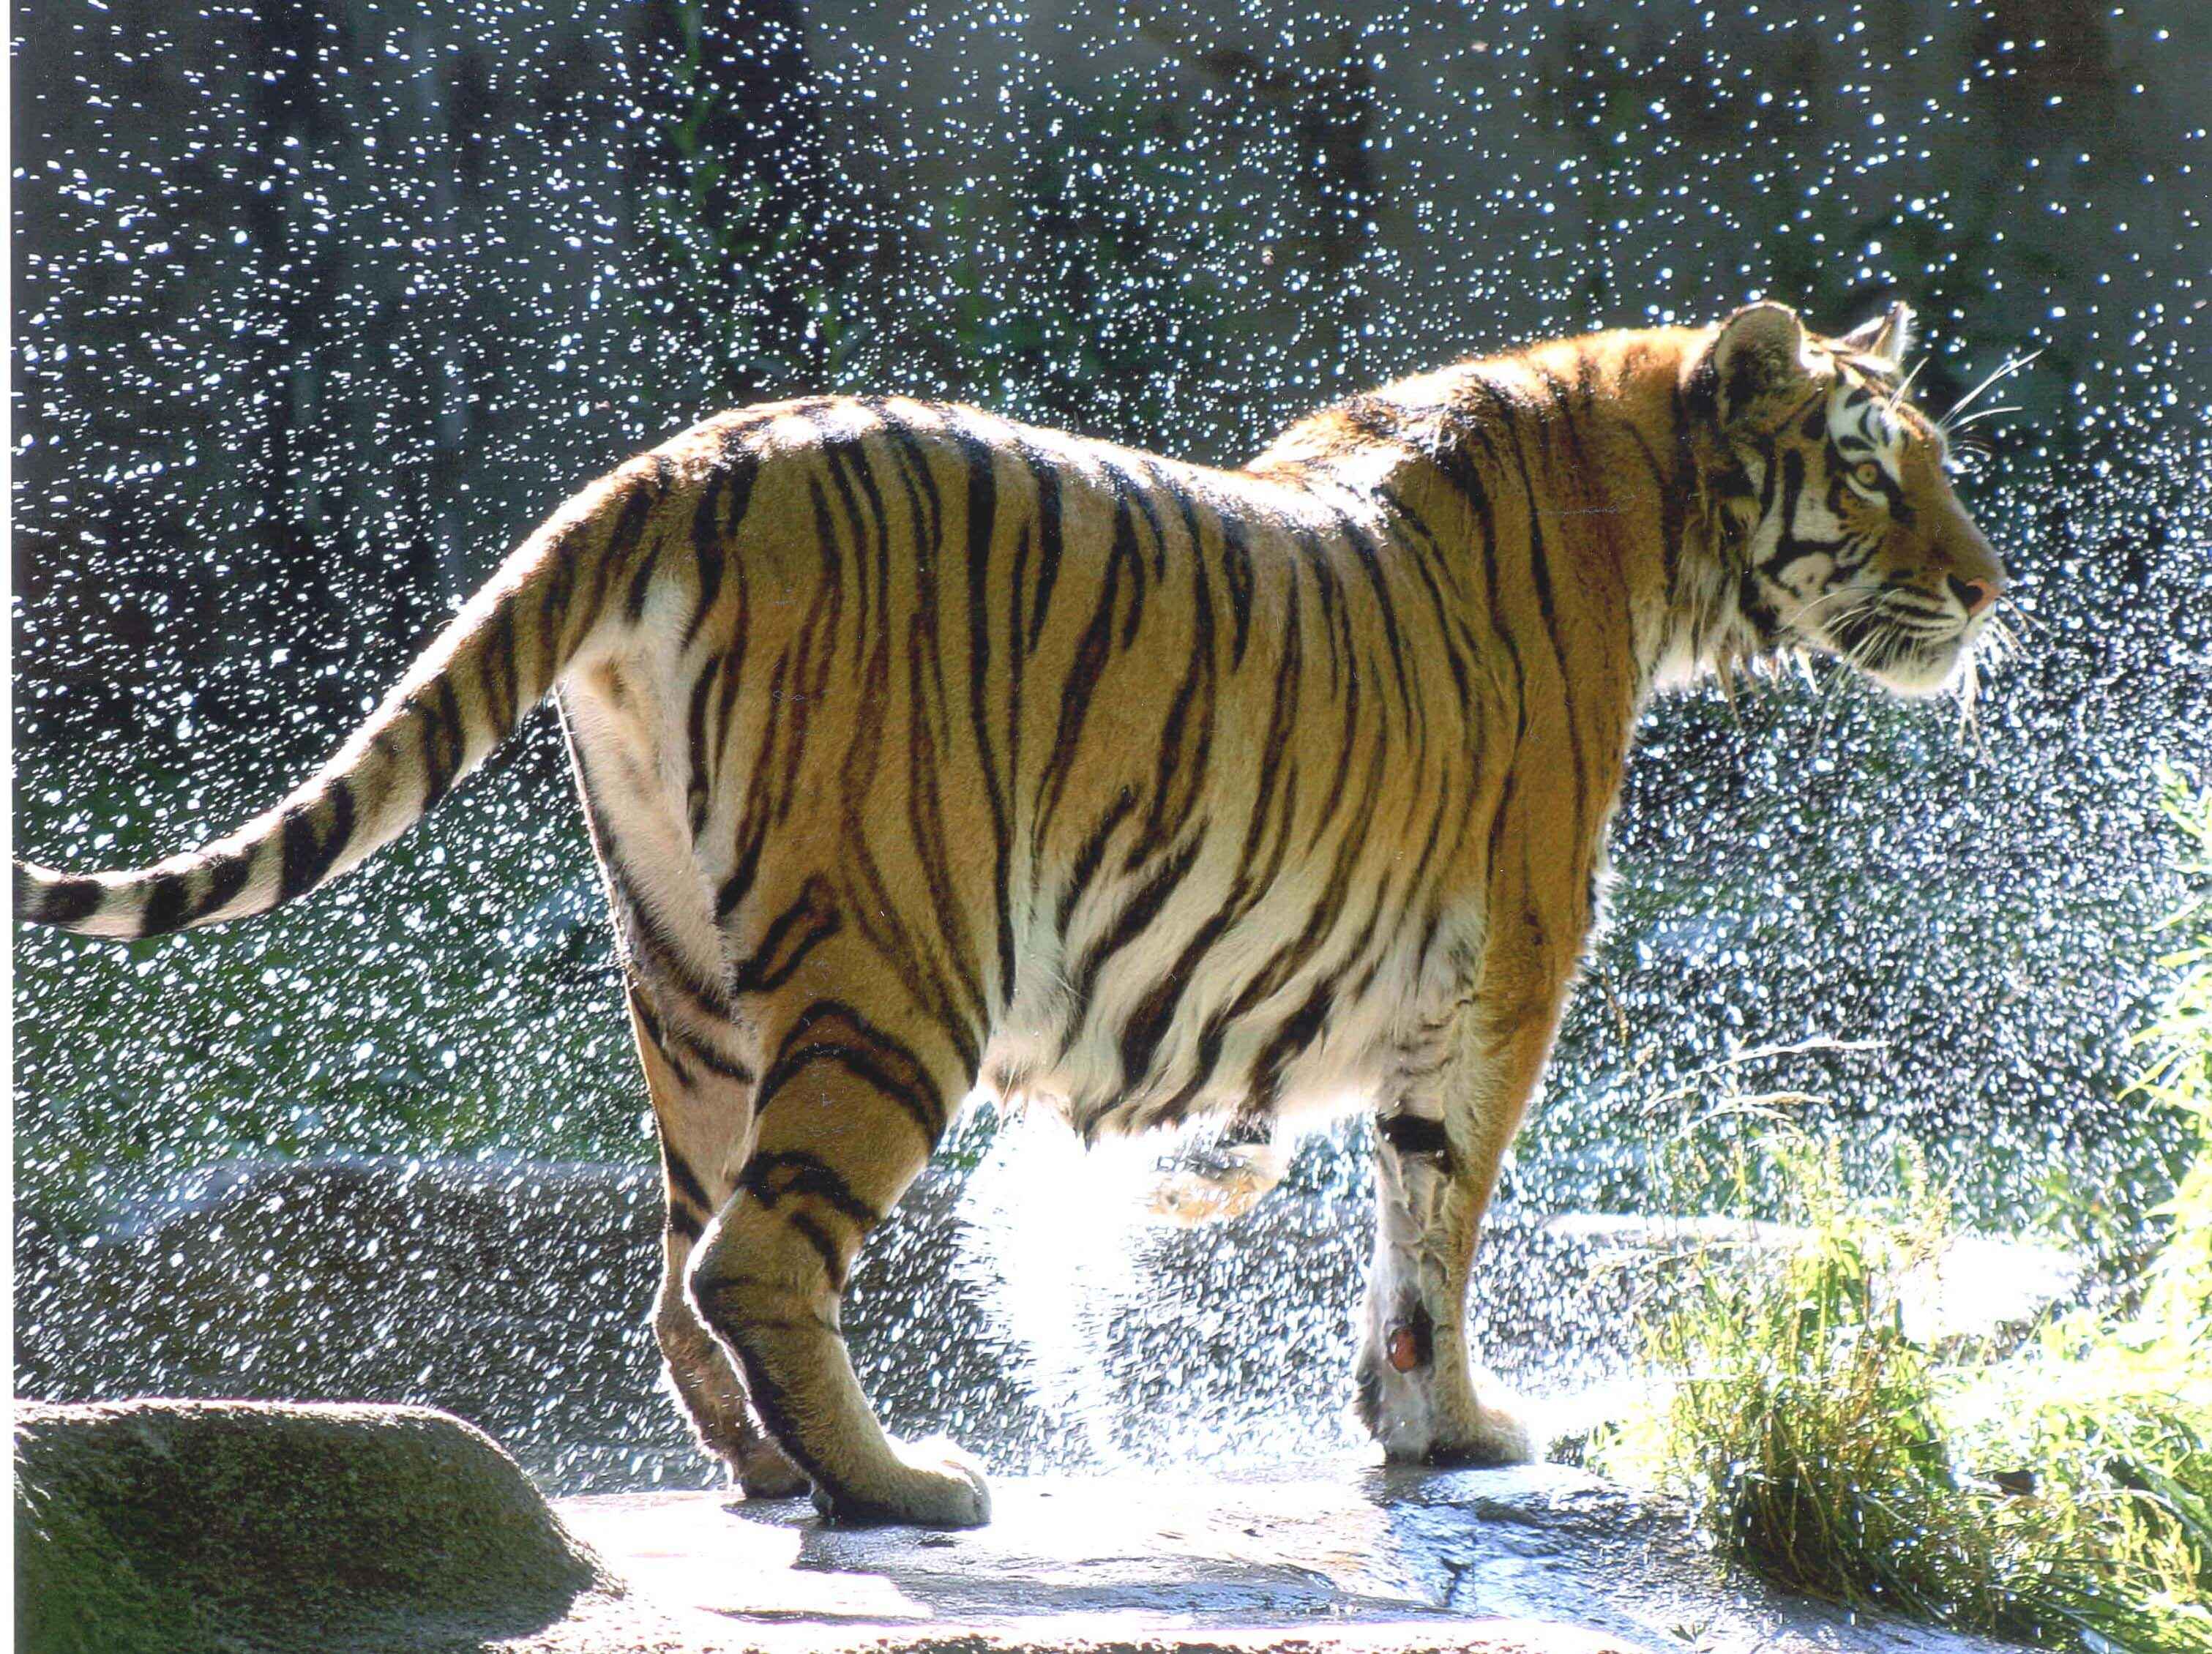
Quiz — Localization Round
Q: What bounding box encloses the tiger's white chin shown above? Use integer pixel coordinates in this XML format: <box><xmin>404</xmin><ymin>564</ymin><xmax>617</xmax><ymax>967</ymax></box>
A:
<box><xmin>1867</xmin><ymin>637</ymin><xmax>1972</xmax><ymax>699</ymax></box>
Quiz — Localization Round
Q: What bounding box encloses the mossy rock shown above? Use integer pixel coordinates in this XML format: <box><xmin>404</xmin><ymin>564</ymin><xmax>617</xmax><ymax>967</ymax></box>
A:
<box><xmin>15</xmin><ymin>1399</ymin><xmax>611</xmax><ymax>1654</ymax></box>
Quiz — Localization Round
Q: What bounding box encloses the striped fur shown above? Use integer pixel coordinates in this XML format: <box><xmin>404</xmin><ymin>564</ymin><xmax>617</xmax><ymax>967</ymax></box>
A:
<box><xmin>15</xmin><ymin>302</ymin><xmax>2006</xmax><ymax>1526</ymax></box>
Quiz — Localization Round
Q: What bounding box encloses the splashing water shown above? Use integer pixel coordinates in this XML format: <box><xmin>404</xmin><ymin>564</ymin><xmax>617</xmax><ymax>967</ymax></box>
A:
<box><xmin>13</xmin><ymin>1</ymin><xmax>2209</xmax><ymax>1492</ymax></box>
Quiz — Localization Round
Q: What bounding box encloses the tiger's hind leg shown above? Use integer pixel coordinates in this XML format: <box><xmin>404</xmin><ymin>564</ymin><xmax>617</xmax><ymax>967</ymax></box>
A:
<box><xmin>628</xmin><ymin>982</ymin><xmax>807</xmax><ymax>1499</ymax></box>
<box><xmin>689</xmin><ymin>986</ymin><xmax>989</xmax><ymax>1528</ymax></box>
<box><xmin>651</xmin><ymin>1229</ymin><xmax>809</xmax><ymax>1498</ymax></box>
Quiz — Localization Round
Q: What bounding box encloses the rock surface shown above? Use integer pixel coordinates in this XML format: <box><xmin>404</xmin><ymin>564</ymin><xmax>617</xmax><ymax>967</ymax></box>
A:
<box><xmin>11</xmin><ymin>1398</ymin><xmax>2022</xmax><ymax>1654</ymax></box>
<box><xmin>531</xmin><ymin>1462</ymin><xmax>2019</xmax><ymax>1654</ymax></box>
<box><xmin>14</xmin><ymin>1399</ymin><xmax>610</xmax><ymax>1654</ymax></box>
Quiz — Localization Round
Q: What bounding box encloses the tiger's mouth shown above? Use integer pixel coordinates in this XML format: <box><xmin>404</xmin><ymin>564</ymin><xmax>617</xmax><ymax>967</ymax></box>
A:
<box><xmin>1819</xmin><ymin>591</ymin><xmax>1981</xmax><ymax>698</ymax></box>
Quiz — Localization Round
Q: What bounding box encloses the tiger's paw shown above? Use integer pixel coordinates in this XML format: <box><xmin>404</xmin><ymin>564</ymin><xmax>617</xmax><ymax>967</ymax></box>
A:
<box><xmin>733</xmin><ymin>1438</ymin><xmax>811</xmax><ymax>1501</ymax></box>
<box><xmin>811</xmin><ymin>1436</ymin><xmax>992</xmax><ymax>1528</ymax></box>
<box><xmin>1146</xmin><ymin>1142</ymin><xmax>1288</xmax><ymax>1226</ymax></box>
<box><xmin>1353</xmin><ymin>1338</ymin><xmax>1536</xmax><ymax>1467</ymax></box>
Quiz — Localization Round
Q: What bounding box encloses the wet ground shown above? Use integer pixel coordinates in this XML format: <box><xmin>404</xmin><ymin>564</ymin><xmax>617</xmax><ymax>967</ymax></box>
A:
<box><xmin>542</xmin><ymin>1464</ymin><xmax>2019</xmax><ymax>1654</ymax></box>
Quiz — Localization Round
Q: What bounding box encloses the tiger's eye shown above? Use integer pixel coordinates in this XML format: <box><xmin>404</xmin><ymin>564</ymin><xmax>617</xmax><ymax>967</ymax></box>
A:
<box><xmin>1853</xmin><ymin>460</ymin><xmax>1885</xmax><ymax>490</ymax></box>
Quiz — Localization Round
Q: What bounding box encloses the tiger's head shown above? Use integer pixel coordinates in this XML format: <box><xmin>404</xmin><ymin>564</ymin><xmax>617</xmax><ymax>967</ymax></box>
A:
<box><xmin>1689</xmin><ymin>299</ymin><xmax>2008</xmax><ymax>698</ymax></box>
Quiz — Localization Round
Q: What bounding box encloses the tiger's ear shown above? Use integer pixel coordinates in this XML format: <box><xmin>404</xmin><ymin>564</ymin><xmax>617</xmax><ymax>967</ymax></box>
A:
<box><xmin>1707</xmin><ymin>301</ymin><xmax>1816</xmax><ymax>431</ymax></box>
<box><xmin>1838</xmin><ymin>301</ymin><xmax>1916</xmax><ymax>368</ymax></box>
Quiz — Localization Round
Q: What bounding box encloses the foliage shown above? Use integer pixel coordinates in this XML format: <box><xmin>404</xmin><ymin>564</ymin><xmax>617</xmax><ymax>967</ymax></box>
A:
<box><xmin>1597</xmin><ymin>777</ymin><xmax>2212</xmax><ymax>1654</ymax></box>
<box><xmin>2131</xmin><ymin>771</ymin><xmax>2212</xmax><ymax>1335</ymax></box>
<box><xmin>10</xmin><ymin>738</ymin><xmax>643</xmax><ymax>1238</ymax></box>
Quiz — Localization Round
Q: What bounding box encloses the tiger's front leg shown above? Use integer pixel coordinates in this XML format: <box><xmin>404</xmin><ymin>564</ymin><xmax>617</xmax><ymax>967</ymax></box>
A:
<box><xmin>1353</xmin><ymin>1006</ymin><xmax>1562</xmax><ymax>1465</ymax></box>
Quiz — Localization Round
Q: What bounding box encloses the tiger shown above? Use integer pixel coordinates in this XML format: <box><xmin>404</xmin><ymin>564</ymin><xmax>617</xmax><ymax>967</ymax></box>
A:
<box><xmin>15</xmin><ymin>299</ymin><xmax>2007</xmax><ymax>1527</ymax></box>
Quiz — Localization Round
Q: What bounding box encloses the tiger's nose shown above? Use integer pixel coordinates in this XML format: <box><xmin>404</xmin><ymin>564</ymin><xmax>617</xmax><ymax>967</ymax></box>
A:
<box><xmin>1946</xmin><ymin>575</ymin><xmax>2000</xmax><ymax>617</ymax></box>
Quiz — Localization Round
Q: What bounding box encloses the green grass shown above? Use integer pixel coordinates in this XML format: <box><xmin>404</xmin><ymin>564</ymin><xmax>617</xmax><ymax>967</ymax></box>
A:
<box><xmin>1596</xmin><ymin>774</ymin><xmax>2212</xmax><ymax>1654</ymax></box>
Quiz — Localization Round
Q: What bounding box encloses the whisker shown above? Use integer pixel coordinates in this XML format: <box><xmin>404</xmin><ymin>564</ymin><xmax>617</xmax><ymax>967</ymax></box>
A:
<box><xmin>1804</xmin><ymin>592</ymin><xmax>1890</xmax><ymax>744</ymax></box>
<box><xmin>1944</xmin><ymin>404</ymin><xmax>2022</xmax><ymax>433</ymax></box>
<box><xmin>1955</xmin><ymin>657</ymin><xmax>1987</xmax><ymax>754</ymax></box>
<box><xmin>1812</xmin><ymin>624</ymin><xmax>1887</xmax><ymax>749</ymax></box>
<box><xmin>1884</xmin><ymin>354</ymin><xmax>1932</xmax><ymax>414</ymax></box>
<box><xmin>1940</xmin><ymin>348</ymin><xmax>2042</xmax><ymax>432</ymax></box>
<box><xmin>1795</xmin><ymin>584</ymin><xmax>1885</xmax><ymax>625</ymax></box>
<box><xmin>1992</xmin><ymin>597</ymin><xmax>2052</xmax><ymax>640</ymax></box>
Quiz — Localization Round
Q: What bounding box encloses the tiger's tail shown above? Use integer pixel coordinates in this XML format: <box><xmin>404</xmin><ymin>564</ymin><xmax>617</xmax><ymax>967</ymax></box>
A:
<box><xmin>15</xmin><ymin>460</ymin><xmax>668</xmax><ymax>940</ymax></box>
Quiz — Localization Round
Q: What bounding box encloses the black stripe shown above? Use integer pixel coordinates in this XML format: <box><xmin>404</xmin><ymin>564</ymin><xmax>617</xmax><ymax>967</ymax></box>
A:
<box><xmin>1019</xmin><ymin>443</ymin><xmax>1064</xmax><ymax>656</ymax></box>
<box><xmin>737</xmin><ymin>1149</ymin><xmax>880</xmax><ymax>1227</ymax></box>
<box><xmin>684</xmin><ymin>445</ymin><xmax>755</xmax><ymax>650</ymax></box>
<box><xmin>139</xmin><ymin>873</ymin><xmax>190</xmax><ymax>938</ymax></box>
<box><xmin>1430</xmin><ymin>425</ymin><xmax>1528</xmax><ymax>751</ymax></box>
<box><xmin>1164</xmin><ymin>681</ymin><xmax>1388</xmax><ymax>1122</ymax></box>
<box><xmin>754</xmin><ymin>1002</ymin><xmax>946</xmax><ymax>1141</ymax></box>
<box><xmin>414</xmin><ymin>677</ymin><xmax>461</xmax><ymax>812</ymax></box>
<box><xmin>730</xmin><ymin>881</ymin><xmax>843</xmax><ymax>995</ymax></box>
<box><xmin>1055</xmin><ymin>789</ymin><xmax>1138</xmax><ymax>940</ymax></box>
<box><xmin>788</xmin><ymin>1211</ymin><xmax>847</xmax><ymax>1292</ymax></box>
<box><xmin>619</xmin><ymin>477</ymin><xmax>664</xmax><ymax>623</ymax></box>
<box><xmin>1378</xmin><ymin>1112</ymin><xmax>1451</xmax><ymax>1162</ymax></box>
<box><xmin>717</xmin><ymin>817</ymin><xmax>766</xmax><ymax>921</ymax></box>
<box><xmin>1127</xmin><ymin>594</ymin><xmax>1308</xmax><ymax>1112</ymax></box>
<box><xmin>1064</xmin><ymin>833</ymin><xmax>1205</xmax><ymax>1033</ymax></box>
<box><xmin>196</xmin><ymin>848</ymin><xmax>254</xmax><ymax>918</ymax></box>
<box><xmin>880</xmin><ymin>434</ymin><xmax>987</xmax><ymax>1031</ymax></box>
<box><xmin>668</xmin><ymin>1025</ymin><xmax>756</xmax><ymax>1086</ymax></box>
<box><xmin>277</xmin><ymin>779</ymin><xmax>356</xmax><ymax>904</ymax></box>
<box><xmin>705</xmin><ymin>1308</ymin><xmax>826</xmax><ymax>1488</ymax></box>
<box><xmin>596</xmin><ymin>834</ymin><xmax>733</xmax><ymax>1018</ymax></box>
<box><xmin>1375</xmin><ymin>484</ymin><xmax>1474</xmax><ymax>722</ymax></box>
<box><xmin>1337</xmin><ymin>514</ymin><xmax>1417</xmax><ymax>736</ymax></box>
<box><xmin>1031</xmin><ymin>484</ymin><xmax>1132</xmax><ymax>854</ymax></box>
<box><xmin>1132</xmin><ymin>496</ymin><xmax>1218</xmax><ymax>866</ymax></box>
<box><xmin>684</xmin><ymin>653</ymin><xmax>724</xmax><ymax>835</ymax></box>
<box><xmin>1472</xmin><ymin>378</ymin><xmax>1586</xmax><ymax>850</ymax></box>
<box><xmin>953</xmin><ymin>422</ymin><xmax>1015</xmax><ymax>1003</ymax></box>
<box><xmin>482</xmin><ymin>598</ymin><xmax>519</xmax><ymax>736</ymax></box>
<box><xmin>1218</xmin><ymin>511</ymin><xmax>1255</xmax><ymax>667</ymax></box>
<box><xmin>1247</xmin><ymin>978</ymin><xmax>1335</xmax><ymax>1115</ymax></box>
<box><xmin>627</xmin><ymin>982</ymin><xmax>668</xmax><ymax>1050</ymax></box>
<box><xmin>662</xmin><ymin>1144</ymin><xmax>715</xmax><ymax>1215</ymax></box>
<box><xmin>1105</xmin><ymin>457</ymin><xmax>1163</xmax><ymax>641</ymax></box>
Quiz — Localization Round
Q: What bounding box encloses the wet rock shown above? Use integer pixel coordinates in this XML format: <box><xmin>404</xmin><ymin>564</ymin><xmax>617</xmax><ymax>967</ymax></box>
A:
<box><xmin>14</xmin><ymin>1398</ymin><xmax>612</xmax><ymax>1654</ymax></box>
